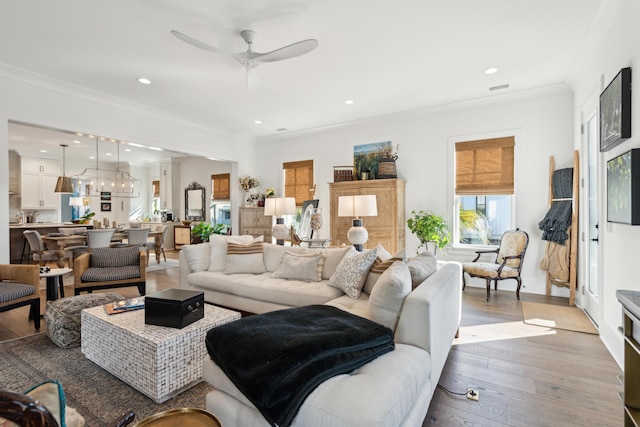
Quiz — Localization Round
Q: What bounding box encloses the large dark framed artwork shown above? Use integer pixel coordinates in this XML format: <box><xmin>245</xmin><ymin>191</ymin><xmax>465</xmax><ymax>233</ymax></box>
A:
<box><xmin>607</xmin><ymin>148</ymin><xmax>640</xmax><ymax>225</ymax></box>
<box><xmin>600</xmin><ymin>67</ymin><xmax>631</xmax><ymax>152</ymax></box>
<box><xmin>298</xmin><ymin>199</ymin><xmax>319</xmax><ymax>239</ymax></box>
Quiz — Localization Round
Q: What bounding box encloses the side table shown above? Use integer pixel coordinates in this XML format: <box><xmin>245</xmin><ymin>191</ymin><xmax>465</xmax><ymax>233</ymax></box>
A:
<box><xmin>39</xmin><ymin>267</ymin><xmax>72</xmax><ymax>301</ymax></box>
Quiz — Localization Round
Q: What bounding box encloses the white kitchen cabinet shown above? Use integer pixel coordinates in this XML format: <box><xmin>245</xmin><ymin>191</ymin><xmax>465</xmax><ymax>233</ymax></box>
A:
<box><xmin>21</xmin><ymin>157</ymin><xmax>60</xmax><ymax>209</ymax></box>
<box><xmin>159</xmin><ymin>160</ymin><xmax>181</xmax><ymax>211</ymax></box>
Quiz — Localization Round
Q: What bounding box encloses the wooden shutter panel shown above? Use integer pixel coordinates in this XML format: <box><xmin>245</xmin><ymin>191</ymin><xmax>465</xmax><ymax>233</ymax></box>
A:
<box><xmin>455</xmin><ymin>136</ymin><xmax>515</xmax><ymax>195</ymax></box>
<box><xmin>212</xmin><ymin>173</ymin><xmax>230</xmax><ymax>200</ymax></box>
<box><xmin>283</xmin><ymin>160</ymin><xmax>314</xmax><ymax>206</ymax></box>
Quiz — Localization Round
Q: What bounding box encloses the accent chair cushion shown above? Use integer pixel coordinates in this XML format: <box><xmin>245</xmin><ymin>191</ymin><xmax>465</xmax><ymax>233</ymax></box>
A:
<box><xmin>0</xmin><ymin>283</ymin><xmax>37</xmax><ymax>303</ymax></box>
<box><xmin>90</xmin><ymin>246</ymin><xmax>139</xmax><ymax>268</ymax></box>
<box><xmin>80</xmin><ymin>266</ymin><xmax>141</xmax><ymax>282</ymax></box>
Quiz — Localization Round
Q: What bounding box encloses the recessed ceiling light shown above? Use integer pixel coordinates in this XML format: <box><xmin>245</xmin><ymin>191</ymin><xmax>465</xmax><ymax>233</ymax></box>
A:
<box><xmin>345</xmin><ymin>100</ymin><xmax>354</xmax><ymax>105</ymax></box>
<box><xmin>89</xmin><ymin>156</ymin><xmax>95</xmax><ymax>159</ymax></box>
<box><xmin>254</xmin><ymin>120</ymin><xmax>263</xmax><ymax>124</ymax></box>
<box><xmin>125</xmin><ymin>148</ymin><xmax>132</xmax><ymax>152</ymax></box>
<box><xmin>484</xmin><ymin>67</ymin><xmax>498</xmax><ymax>75</ymax></box>
<box><xmin>137</xmin><ymin>77</ymin><xmax>151</xmax><ymax>85</ymax></box>
<box><xmin>40</xmin><ymin>149</ymin><xmax>47</xmax><ymax>153</ymax></box>
<box><xmin>128</xmin><ymin>142</ymin><xmax>144</xmax><ymax>147</ymax></box>
<box><xmin>105</xmin><ymin>152</ymin><xmax>112</xmax><ymax>156</ymax></box>
<box><xmin>73</xmin><ymin>140</ymin><xmax>81</xmax><ymax>144</ymax></box>
<box><xmin>149</xmin><ymin>147</ymin><xmax>163</xmax><ymax>151</ymax></box>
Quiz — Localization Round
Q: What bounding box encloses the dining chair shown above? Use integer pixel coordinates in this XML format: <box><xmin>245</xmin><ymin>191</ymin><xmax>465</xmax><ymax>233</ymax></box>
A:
<box><xmin>23</xmin><ymin>230</ymin><xmax>68</xmax><ymax>267</ymax></box>
<box><xmin>60</xmin><ymin>227</ymin><xmax>89</xmax><ymax>266</ymax></box>
<box><xmin>86</xmin><ymin>229</ymin><xmax>115</xmax><ymax>248</ymax></box>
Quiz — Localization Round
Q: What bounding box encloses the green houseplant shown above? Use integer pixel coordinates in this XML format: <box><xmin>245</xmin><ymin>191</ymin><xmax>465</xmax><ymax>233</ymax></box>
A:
<box><xmin>191</xmin><ymin>222</ymin><xmax>227</xmax><ymax>243</ymax></box>
<box><xmin>406</xmin><ymin>210</ymin><xmax>450</xmax><ymax>254</ymax></box>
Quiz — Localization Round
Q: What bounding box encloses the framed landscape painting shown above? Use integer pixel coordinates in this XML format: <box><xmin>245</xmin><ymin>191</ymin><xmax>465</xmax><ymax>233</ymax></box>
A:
<box><xmin>354</xmin><ymin>141</ymin><xmax>392</xmax><ymax>179</ymax></box>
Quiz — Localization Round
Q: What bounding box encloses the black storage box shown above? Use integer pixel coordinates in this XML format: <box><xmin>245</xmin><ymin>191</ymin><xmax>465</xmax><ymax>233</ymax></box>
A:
<box><xmin>144</xmin><ymin>289</ymin><xmax>204</xmax><ymax>329</ymax></box>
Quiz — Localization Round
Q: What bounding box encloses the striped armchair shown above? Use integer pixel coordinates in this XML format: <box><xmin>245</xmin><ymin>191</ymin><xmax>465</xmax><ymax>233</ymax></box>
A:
<box><xmin>73</xmin><ymin>247</ymin><xmax>146</xmax><ymax>296</ymax></box>
<box><xmin>0</xmin><ymin>265</ymin><xmax>41</xmax><ymax>330</ymax></box>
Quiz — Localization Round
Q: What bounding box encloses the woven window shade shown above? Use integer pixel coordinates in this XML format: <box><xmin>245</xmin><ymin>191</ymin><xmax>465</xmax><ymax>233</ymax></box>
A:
<box><xmin>455</xmin><ymin>136</ymin><xmax>515</xmax><ymax>195</ymax></box>
<box><xmin>283</xmin><ymin>160</ymin><xmax>314</xmax><ymax>206</ymax></box>
<box><xmin>212</xmin><ymin>173</ymin><xmax>230</xmax><ymax>200</ymax></box>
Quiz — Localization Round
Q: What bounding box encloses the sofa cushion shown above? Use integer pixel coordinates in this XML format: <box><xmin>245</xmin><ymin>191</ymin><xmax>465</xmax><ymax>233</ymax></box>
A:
<box><xmin>263</xmin><ymin>244</ymin><xmax>308</xmax><ymax>272</ymax></box>
<box><xmin>90</xmin><ymin>246</ymin><xmax>139</xmax><ymax>268</ymax></box>
<box><xmin>328</xmin><ymin>248</ymin><xmax>377</xmax><ymax>299</ymax></box>
<box><xmin>320</xmin><ymin>246</ymin><xmax>354</xmax><ymax>279</ymax></box>
<box><xmin>182</xmin><ymin>242</ymin><xmax>211</xmax><ymax>272</ymax></box>
<box><xmin>406</xmin><ymin>251</ymin><xmax>438</xmax><ymax>288</ymax></box>
<box><xmin>188</xmin><ymin>271</ymin><xmax>343</xmax><ymax>307</ymax></box>
<box><xmin>324</xmin><ymin>293</ymin><xmax>370</xmax><ymax>318</ymax></box>
<box><xmin>368</xmin><ymin>261</ymin><xmax>411</xmax><ymax>330</ymax></box>
<box><xmin>273</xmin><ymin>252</ymin><xmax>324</xmax><ymax>282</ymax></box>
<box><xmin>225</xmin><ymin>241</ymin><xmax>266</xmax><ymax>274</ymax></box>
<box><xmin>209</xmin><ymin>235</ymin><xmax>259</xmax><ymax>272</ymax></box>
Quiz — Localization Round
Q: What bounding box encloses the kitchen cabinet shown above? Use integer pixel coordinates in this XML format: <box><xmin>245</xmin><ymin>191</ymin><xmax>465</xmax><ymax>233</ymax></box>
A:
<box><xmin>329</xmin><ymin>179</ymin><xmax>405</xmax><ymax>253</ymax></box>
<box><xmin>239</xmin><ymin>207</ymin><xmax>272</xmax><ymax>242</ymax></box>
<box><xmin>159</xmin><ymin>160</ymin><xmax>181</xmax><ymax>211</ymax></box>
<box><xmin>21</xmin><ymin>156</ymin><xmax>60</xmax><ymax>209</ymax></box>
<box><xmin>617</xmin><ymin>290</ymin><xmax>640</xmax><ymax>426</ymax></box>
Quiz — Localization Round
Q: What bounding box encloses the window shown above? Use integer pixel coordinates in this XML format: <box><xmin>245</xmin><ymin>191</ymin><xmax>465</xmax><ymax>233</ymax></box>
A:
<box><xmin>283</xmin><ymin>160</ymin><xmax>314</xmax><ymax>206</ymax></box>
<box><xmin>454</xmin><ymin>136</ymin><xmax>515</xmax><ymax>246</ymax></box>
<box><xmin>211</xmin><ymin>173</ymin><xmax>230</xmax><ymax>200</ymax></box>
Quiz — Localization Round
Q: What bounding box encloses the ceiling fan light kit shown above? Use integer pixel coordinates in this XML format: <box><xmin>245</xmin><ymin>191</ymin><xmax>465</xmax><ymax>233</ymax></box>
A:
<box><xmin>171</xmin><ymin>29</ymin><xmax>318</xmax><ymax>88</ymax></box>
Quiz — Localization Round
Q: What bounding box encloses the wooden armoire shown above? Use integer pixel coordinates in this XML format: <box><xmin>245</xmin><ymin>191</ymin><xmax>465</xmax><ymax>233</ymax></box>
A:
<box><xmin>329</xmin><ymin>179</ymin><xmax>405</xmax><ymax>253</ymax></box>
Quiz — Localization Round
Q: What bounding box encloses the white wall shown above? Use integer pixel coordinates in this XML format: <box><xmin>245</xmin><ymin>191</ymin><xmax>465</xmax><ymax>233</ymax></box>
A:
<box><xmin>0</xmin><ymin>65</ymin><xmax>255</xmax><ymax>262</ymax></box>
<box><xmin>571</xmin><ymin>0</ymin><xmax>640</xmax><ymax>367</ymax></box>
<box><xmin>256</xmin><ymin>85</ymin><xmax>575</xmax><ymax>297</ymax></box>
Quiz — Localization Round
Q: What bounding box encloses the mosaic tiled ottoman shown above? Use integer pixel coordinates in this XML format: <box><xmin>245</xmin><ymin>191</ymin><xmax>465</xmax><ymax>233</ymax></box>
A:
<box><xmin>45</xmin><ymin>292</ymin><xmax>124</xmax><ymax>349</ymax></box>
<box><xmin>81</xmin><ymin>303</ymin><xmax>240</xmax><ymax>403</ymax></box>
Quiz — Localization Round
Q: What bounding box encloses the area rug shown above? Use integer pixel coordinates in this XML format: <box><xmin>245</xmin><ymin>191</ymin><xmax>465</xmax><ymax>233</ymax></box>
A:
<box><xmin>521</xmin><ymin>301</ymin><xmax>598</xmax><ymax>334</ymax></box>
<box><xmin>0</xmin><ymin>333</ymin><xmax>213</xmax><ymax>425</ymax></box>
<box><xmin>146</xmin><ymin>258</ymin><xmax>179</xmax><ymax>272</ymax></box>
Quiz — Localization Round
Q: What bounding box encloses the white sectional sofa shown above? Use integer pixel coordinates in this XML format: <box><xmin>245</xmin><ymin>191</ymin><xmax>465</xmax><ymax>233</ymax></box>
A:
<box><xmin>178</xmin><ymin>235</ymin><xmax>462</xmax><ymax>427</ymax></box>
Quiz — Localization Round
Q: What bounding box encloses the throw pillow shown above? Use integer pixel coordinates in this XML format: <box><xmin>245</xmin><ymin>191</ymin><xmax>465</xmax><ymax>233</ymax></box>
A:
<box><xmin>182</xmin><ymin>242</ymin><xmax>211</xmax><ymax>272</ymax></box>
<box><xmin>406</xmin><ymin>251</ymin><xmax>438</xmax><ymax>288</ymax></box>
<box><xmin>263</xmin><ymin>244</ymin><xmax>308</xmax><ymax>272</ymax></box>
<box><xmin>373</xmin><ymin>243</ymin><xmax>392</xmax><ymax>261</ymax></box>
<box><xmin>225</xmin><ymin>241</ymin><xmax>266</xmax><ymax>274</ymax></box>
<box><xmin>90</xmin><ymin>246</ymin><xmax>139</xmax><ymax>268</ymax></box>
<box><xmin>321</xmin><ymin>246</ymin><xmax>354</xmax><ymax>279</ymax></box>
<box><xmin>273</xmin><ymin>252</ymin><xmax>325</xmax><ymax>282</ymax></box>
<box><xmin>328</xmin><ymin>248</ymin><xmax>378</xmax><ymax>299</ymax></box>
<box><xmin>363</xmin><ymin>255</ymin><xmax>405</xmax><ymax>295</ymax></box>
<box><xmin>209</xmin><ymin>235</ymin><xmax>261</xmax><ymax>272</ymax></box>
<box><xmin>368</xmin><ymin>261</ymin><xmax>412</xmax><ymax>331</ymax></box>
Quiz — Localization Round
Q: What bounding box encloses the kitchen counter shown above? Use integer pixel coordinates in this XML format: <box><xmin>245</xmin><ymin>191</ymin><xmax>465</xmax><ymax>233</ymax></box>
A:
<box><xmin>10</xmin><ymin>222</ymin><xmax>89</xmax><ymax>229</ymax></box>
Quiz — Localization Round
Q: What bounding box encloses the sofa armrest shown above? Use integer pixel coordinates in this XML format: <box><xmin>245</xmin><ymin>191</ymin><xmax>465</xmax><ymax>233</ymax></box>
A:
<box><xmin>178</xmin><ymin>251</ymin><xmax>192</xmax><ymax>289</ymax></box>
<box><xmin>396</xmin><ymin>261</ymin><xmax>461</xmax><ymax>344</ymax></box>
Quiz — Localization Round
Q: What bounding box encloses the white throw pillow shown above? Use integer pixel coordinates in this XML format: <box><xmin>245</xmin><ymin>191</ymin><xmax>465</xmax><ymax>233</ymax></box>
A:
<box><xmin>225</xmin><ymin>240</ymin><xmax>266</xmax><ymax>274</ymax></box>
<box><xmin>181</xmin><ymin>242</ymin><xmax>210</xmax><ymax>272</ymax></box>
<box><xmin>368</xmin><ymin>261</ymin><xmax>412</xmax><ymax>330</ymax></box>
<box><xmin>273</xmin><ymin>252</ymin><xmax>325</xmax><ymax>282</ymax></box>
<box><xmin>321</xmin><ymin>246</ymin><xmax>355</xmax><ymax>279</ymax></box>
<box><xmin>406</xmin><ymin>251</ymin><xmax>438</xmax><ymax>288</ymax></box>
<box><xmin>209</xmin><ymin>235</ymin><xmax>260</xmax><ymax>272</ymax></box>
<box><xmin>328</xmin><ymin>248</ymin><xmax>378</xmax><ymax>299</ymax></box>
<box><xmin>374</xmin><ymin>243</ymin><xmax>392</xmax><ymax>261</ymax></box>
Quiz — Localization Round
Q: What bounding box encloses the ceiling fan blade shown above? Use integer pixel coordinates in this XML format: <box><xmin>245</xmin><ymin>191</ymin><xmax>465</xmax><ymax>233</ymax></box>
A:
<box><xmin>255</xmin><ymin>39</ymin><xmax>318</xmax><ymax>63</ymax></box>
<box><xmin>171</xmin><ymin>30</ymin><xmax>238</xmax><ymax>58</ymax></box>
<box><xmin>246</xmin><ymin>67</ymin><xmax>260</xmax><ymax>90</ymax></box>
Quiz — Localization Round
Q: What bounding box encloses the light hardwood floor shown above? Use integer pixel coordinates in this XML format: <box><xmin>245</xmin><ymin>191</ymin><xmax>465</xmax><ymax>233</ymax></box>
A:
<box><xmin>0</xmin><ymin>256</ymin><xmax>623</xmax><ymax>426</ymax></box>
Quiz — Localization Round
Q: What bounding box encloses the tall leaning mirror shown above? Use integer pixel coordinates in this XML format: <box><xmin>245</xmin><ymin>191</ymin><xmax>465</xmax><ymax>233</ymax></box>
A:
<box><xmin>185</xmin><ymin>181</ymin><xmax>206</xmax><ymax>221</ymax></box>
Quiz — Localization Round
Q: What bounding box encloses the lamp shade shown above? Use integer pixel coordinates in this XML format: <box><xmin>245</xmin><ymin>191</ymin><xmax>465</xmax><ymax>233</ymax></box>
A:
<box><xmin>264</xmin><ymin>197</ymin><xmax>296</xmax><ymax>216</ymax></box>
<box><xmin>338</xmin><ymin>195</ymin><xmax>377</xmax><ymax>217</ymax></box>
<box><xmin>69</xmin><ymin>197</ymin><xmax>84</xmax><ymax>207</ymax></box>
<box><xmin>54</xmin><ymin>176</ymin><xmax>74</xmax><ymax>194</ymax></box>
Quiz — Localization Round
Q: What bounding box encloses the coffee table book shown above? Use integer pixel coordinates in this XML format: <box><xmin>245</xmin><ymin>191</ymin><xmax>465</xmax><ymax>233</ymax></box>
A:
<box><xmin>104</xmin><ymin>297</ymin><xmax>145</xmax><ymax>315</ymax></box>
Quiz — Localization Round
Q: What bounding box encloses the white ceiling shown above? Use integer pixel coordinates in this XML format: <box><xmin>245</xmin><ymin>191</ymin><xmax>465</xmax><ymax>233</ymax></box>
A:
<box><xmin>2</xmin><ymin>0</ymin><xmax>603</xmax><ymax>161</ymax></box>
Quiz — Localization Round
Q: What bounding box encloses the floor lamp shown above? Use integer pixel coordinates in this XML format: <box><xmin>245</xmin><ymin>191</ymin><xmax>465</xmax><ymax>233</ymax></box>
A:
<box><xmin>338</xmin><ymin>195</ymin><xmax>377</xmax><ymax>251</ymax></box>
<box><xmin>264</xmin><ymin>197</ymin><xmax>296</xmax><ymax>245</ymax></box>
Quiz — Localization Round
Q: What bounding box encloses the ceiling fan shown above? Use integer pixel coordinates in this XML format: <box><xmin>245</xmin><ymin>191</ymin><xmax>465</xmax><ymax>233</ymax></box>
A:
<box><xmin>171</xmin><ymin>29</ymin><xmax>318</xmax><ymax>89</ymax></box>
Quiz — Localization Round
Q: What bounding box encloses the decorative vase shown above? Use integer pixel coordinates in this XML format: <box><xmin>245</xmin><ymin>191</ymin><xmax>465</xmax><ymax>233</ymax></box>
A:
<box><xmin>244</xmin><ymin>190</ymin><xmax>251</xmax><ymax>207</ymax></box>
<box><xmin>310</xmin><ymin>208</ymin><xmax>323</xmax><ymax>238</ymax></box>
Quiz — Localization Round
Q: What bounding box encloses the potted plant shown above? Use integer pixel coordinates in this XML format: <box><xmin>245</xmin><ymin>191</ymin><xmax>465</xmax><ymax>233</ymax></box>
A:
<box><xmin>191</xmin><ymin>222</ymin><xmax>227</xmax><ymax>243</ymax></box>
<box><xmin>406</xmin><ymin>210</ymin><xmax>450</xmax><ymax>254</ymax></box>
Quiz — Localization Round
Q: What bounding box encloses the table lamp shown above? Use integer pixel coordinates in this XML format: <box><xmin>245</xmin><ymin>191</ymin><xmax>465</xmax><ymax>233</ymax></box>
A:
<box><xmin>338</xmin><ymin>194</ymin><xmax>377</xmax><ymax>251</ymax></box>
<box><xmin>264</xmin><ymin>197</ymin><xmax>296</xmax><ymax>245</ymax></box>
<box><xmin>69</xmin><ymin>196</ymin><xmax>84</xmax><ymax>220</ymax></box>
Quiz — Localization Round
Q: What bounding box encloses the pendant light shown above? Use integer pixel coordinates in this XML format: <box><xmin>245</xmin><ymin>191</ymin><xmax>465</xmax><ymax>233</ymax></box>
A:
<box><xmin>54</xmin><ymin>144</ymin><xmax>74</xmax><ymax>193</ymax></box>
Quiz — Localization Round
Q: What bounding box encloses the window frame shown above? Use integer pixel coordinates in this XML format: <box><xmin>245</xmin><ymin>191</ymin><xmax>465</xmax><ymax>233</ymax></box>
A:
<box><xmin>449</xmin><ymin>131</ymin><xmax>517</xmax><ymax>250</ymax></box>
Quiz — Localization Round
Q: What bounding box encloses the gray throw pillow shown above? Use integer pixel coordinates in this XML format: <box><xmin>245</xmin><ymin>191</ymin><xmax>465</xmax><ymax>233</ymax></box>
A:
<box><xmin>406</xmin><ymin>251</ymin><xmax>438</xmax><ymax>288</ymax></box>
<box><xmin>273</xmin><ymin>252</ymin><xmax>325</xmax><ymax>282</ymax></box>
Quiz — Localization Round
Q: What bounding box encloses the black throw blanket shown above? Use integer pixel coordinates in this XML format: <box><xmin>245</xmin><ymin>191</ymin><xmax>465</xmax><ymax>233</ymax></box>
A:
<box><xmin>206</xmin><ymin>305</ymin><xmax>395</xmax><ymax>427</ymax></box>
<box><xmin>538</xmin><ymin>167</ymin><xmax>573</xmax><ymax>244</ymax></box>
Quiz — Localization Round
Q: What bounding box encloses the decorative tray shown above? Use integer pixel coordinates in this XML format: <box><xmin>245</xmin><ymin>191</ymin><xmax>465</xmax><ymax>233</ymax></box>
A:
<box><xmin>134</xmin><ymin>408</ymin><xmax>221</xmax><ymax>426</ymax></box>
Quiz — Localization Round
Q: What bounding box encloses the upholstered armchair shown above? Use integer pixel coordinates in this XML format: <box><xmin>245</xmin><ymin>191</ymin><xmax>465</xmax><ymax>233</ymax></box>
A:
<box><xmin>0</xmin><ymin>265</ymin><xmax>41</xmax><ymax>330</ymax></box>
<box><xmin>462</xmin><ymin>228</ymin><xmax>529</xmax><ymax>301</ymax></box>
<box><xmin>73</xmin><ymin>247</ymin><xmax>146</xmax><ymax>296</ymax></box>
